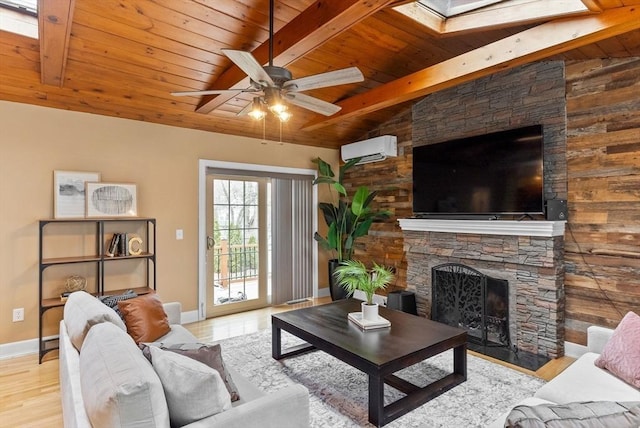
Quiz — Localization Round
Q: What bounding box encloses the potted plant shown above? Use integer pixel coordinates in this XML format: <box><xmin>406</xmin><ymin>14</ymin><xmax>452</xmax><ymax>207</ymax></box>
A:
<box><xmin>312</xmin><ymin>157</ymin><xmax>391</xmax><ymax>300</ymax></box>
<box><xmin>334</xmin><ymin>259</ymin><xmax>395</xmax><ymax>320</ymax></box>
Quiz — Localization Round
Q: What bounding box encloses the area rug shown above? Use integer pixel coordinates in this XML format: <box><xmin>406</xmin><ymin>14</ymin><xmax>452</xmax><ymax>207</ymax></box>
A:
<box><xmin>217</xmin><ymin>329</ymin><xmax>545</xmax><ymax>427</ymax></box>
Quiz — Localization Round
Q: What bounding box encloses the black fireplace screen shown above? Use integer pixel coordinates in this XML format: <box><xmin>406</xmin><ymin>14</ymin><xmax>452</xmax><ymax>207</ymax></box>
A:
<box><xmin>432</xmin><ymin>263</ymin><xmax>510</xmax><ymax>348</ymax></box>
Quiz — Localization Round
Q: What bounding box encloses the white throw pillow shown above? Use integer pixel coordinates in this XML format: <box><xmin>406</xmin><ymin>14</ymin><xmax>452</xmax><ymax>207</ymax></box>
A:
<box><xmin>80</xmin><ymin>322</ymin><xmax>170</xmax><ymax>428</ymax></box>
<box><xmin>149</xmin><ymin>346</ymin><xmax>232</xmax><ymax>426</ymax></box>
<box><xmin>64</xmin><ymin>291</ymin><xmax>126</xmax><ymax>351</ymax></box>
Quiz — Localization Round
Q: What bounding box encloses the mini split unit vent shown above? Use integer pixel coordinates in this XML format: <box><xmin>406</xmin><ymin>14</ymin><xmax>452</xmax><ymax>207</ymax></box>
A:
<box><xmin>340</xmin><ymin>135</ymin><xmax>398</xmax><ymax>165</ymax></box>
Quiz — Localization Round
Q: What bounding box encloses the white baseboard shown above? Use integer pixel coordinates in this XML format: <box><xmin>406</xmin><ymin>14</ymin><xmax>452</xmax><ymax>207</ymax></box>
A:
<box><xmin>316</xmin><ymin>287</ymin><xmax>331</xmax><ymax>299</ymax></box>
<box><xmin>0</xmin><ymin>334</ymin><xmax>58</xmax><ymax>360</ymax></box>
<box><xmin>181</xmin><ymin>310</ymin><xmax>199</xmax><ymax>324</ymax></box>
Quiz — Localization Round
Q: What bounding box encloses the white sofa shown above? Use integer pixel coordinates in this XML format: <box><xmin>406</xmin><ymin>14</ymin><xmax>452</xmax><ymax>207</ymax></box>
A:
<box><xmin>59</xmin><ymin>291</ymin><xmax>309</xmax><ymax>428</ymax></box>
<box><xmin>489</xmin><ymin>325</ymin><xmax>640</xmax><ymax>427</ymax></box>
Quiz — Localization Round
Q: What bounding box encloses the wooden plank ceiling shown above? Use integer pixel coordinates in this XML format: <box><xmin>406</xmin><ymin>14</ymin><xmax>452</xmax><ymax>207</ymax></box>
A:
<box><xmin>1</xmin><ymin>0</ymin><xmax>640</xmax><ymax>148</ymax></box>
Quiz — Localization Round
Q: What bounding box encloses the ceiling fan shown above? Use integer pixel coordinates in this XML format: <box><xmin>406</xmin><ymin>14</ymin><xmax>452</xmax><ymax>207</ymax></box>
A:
<box><xmin>171</xmin><ymin>0</ymin><xmax>364</xmax><ymax>121</ymax></box>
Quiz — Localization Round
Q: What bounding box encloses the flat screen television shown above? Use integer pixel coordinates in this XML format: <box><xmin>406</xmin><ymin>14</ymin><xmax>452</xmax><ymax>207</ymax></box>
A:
<box><xmin>413</xmin><ymin>125</ymin><xmax>544</xmax><ymax>217</ymax></box>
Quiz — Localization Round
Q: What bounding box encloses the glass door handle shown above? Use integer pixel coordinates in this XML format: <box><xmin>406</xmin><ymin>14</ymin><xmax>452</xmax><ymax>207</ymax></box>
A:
<box><xmin>207</xmin><ymin>236</ymin><xmax>215</xmax><ymax>250</ymax></box>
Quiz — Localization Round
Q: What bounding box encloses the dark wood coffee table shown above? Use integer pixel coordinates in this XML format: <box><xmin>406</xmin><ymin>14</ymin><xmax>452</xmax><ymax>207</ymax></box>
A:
<box><xmin>271</xmin><ymin>299</ymin><xmax>467</xmax><ymax>427</ymax></box>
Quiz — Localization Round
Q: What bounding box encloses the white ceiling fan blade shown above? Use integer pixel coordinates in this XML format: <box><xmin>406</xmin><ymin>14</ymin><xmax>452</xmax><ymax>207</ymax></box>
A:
<box><xmin>237</xmin><ymin>101</ymin><xmax>254</xmax><ymax>117</ymax></box>
<box><xmin>284</xmin><ymin>67</ymin><xmax>363</xmax><ymax>92</ymax></box>
<box><xmin>285</xmin><ymin>92</ymin><xmax>341</xmax><ymax>116</ymax></box>
<box><xmin>222</xmin><ymin>49</ymin><xmax>274</xmax><ymax>86</ymax></box>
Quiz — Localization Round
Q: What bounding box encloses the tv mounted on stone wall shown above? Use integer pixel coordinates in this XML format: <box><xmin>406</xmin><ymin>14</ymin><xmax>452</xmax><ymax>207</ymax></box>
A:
<box><xmin>412</xmin><ymin>125</ymin><xmax>544</xmax><ymax>219</ymax></box>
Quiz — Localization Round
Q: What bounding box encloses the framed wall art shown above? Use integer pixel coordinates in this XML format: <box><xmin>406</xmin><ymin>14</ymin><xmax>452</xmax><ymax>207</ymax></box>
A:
<box><xmin>53</xmin><ymin>170</ymin><xmax>101</xmax><ymax>218</ymax></box>
<box><xmin>86</xmin><ymin>182</ymin><xmax>138</xmax><ymax>218</ymax></box>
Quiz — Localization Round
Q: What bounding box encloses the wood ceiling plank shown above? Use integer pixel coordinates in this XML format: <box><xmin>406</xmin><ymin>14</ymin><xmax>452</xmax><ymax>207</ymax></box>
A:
<box><xmin>72</xmin><ymin>6</ymin><xmax>222</xmax><ymax>65</ymax></box>
<box><xmin>302</xmin><ymin>6</ymin><xmax>640</xmax><ymax>131</ymax></box>
<box><xmin>195</xmin><ymin>0</ymin><xmax>397</xmax><ymax>114</ymax></box>
<box><xmin>69</xmin><ymin>24</ymin><xmax>221</xmax><ymax>79</ymax></box>
<box><xmin>38</xmin><ymin>0</ymin><xmax>75</xmax><ymax>86</ymax></box>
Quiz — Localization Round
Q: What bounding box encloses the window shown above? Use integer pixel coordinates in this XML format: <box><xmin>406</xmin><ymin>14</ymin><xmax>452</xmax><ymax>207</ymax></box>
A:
<box><xmin>0</xmin><ymin>0</ymin><xmax>37</xmax><ymax>38</ymax></box>
<box><xmin>417</xmin><ymin>0</ymin><xmax>507</xmax><ymax>18</ymax></box>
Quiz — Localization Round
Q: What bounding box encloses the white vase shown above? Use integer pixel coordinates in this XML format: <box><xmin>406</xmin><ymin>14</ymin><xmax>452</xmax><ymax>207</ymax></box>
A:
<box><xmin>361</xmin><ymin>302</ymin><xmax>379</xmax><ymax>321</ymax></box>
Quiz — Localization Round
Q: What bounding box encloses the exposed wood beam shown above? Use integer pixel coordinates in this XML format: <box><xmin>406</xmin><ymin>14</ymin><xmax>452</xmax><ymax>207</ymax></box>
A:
<box><xmin>580</xmin><ymin>0</ymin><xmax>605</xmax><ymax>11</ymax></box>
<box><xmin>38</xmin><ymin>0</ymin><xmax>75</xmax><ymax>87</ymax></box>
<box><xmin>391</xmin><ymin>3</ymin><xmax>444</xmax><ymax>35</ymax></box>
<box><xmin>196</xmin><ymin>0</ymin><xmax>397</xmax><ymax>114</ymax></box>
<box><xmin>302</xmin><ymin>6</ymin><xmax>640</xmax><ymax>131</ymax></box>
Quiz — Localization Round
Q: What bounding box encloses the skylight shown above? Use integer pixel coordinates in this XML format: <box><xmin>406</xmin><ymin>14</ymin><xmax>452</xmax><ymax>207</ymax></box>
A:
<box><xmin>0</xmin><ymin>0</ymin><xmax>37</xmax><ymax>38</ymax></box>
<box><xmin>417</xmin><ymin>0</ymin><xmax>508</xmax><ymax>18</ymax></box>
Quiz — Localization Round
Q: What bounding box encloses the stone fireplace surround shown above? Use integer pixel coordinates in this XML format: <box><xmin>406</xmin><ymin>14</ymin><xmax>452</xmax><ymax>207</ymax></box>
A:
<box><xmin>399</xmin><ymin>219</ymin><xmax>566</xmax><ymax>360</ymax></box>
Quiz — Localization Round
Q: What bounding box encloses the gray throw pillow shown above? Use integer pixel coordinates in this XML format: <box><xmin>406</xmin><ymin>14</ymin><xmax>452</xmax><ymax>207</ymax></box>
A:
<box><xmin>140</xmin><ymin>342</ymin><xmax>240</xmax><ymax>402</ymax></box>
<box><xmin>149</xmin><ymin>346</ymin><xmax>231</xmax><ymax>427</ymax></box>
<box><xmin>505</xmin><ymin>401</ymin><xmax>640</xmax><ymax>428</ymax></box>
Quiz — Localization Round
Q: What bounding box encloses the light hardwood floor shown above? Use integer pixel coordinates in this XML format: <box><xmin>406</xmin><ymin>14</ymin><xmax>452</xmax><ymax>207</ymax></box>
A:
<box><xmin>0</xmin><ymin>298</ymin><xmax>574</xmax><ymax>427</ymax></box>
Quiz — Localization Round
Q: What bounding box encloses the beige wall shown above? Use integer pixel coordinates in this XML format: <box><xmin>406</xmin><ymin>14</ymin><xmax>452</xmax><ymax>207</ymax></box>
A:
<box><xmin>0</xmin><ymin>101</ymin><xmax>337</xmax><ymax>345</ymax></box>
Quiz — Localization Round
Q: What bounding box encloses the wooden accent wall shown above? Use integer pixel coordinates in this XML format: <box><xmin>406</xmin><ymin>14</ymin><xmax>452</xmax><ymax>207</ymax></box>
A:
<box><xmin>564</xmin><ymin>58</ymin><xmax>640</xmax><ymax>344</ymax></box>
<box><xmin>345</xmin><ymin>58</ymin><xmax>640</xmax><ymax>346</ymax></box>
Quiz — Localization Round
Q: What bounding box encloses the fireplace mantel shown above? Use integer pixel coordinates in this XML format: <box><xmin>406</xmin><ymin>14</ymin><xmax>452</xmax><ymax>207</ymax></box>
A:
<box><xmin>398</xmin><ymin>219</ymin><xmax>565</xmax><ymax>237</ymax></box>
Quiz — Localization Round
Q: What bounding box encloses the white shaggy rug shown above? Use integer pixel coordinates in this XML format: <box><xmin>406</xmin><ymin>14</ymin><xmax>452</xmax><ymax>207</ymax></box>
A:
<box><xmin>217</xmin><ymin>329</ymin><xmax>545</xmax><ymax>427</ymax></box>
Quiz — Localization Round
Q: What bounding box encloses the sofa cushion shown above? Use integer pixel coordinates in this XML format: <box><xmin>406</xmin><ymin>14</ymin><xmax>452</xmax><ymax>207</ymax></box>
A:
<box><xmin>595</xmin><ymin>311</ymin><xmax>640</xmax><ymax>388</ymax></box>
<box><xmin>141</xmin><ymin>342</ymin><xmax>240</xmax><ymax>402</ymax></box>
<box><xmin>63</xmin><ymin>290</ymin><xmax>126</xmax><ymax>351</ymax></box>
<box><xmin>149</xmin><ymin>346</ymin><xmax>232</xmax><ymax>427</ymax></box>
<box><xmin>505</xmin><ymin>401</ymin><xmax>640</xmax><ymax>428</ymax></box>
<box><xmin>79</xmin><ymin>322</ymin><xmax>170</xmax><ymax>428</ymax></box>
<box><xmin>118</xmin><ymin>293</ymin><xmax>171</xmax><ymax>343</ymax></box>
<box><xmin>535</xmin><ymin>352</ymin><xmax>640</xmax><ymax>403</ymax></box>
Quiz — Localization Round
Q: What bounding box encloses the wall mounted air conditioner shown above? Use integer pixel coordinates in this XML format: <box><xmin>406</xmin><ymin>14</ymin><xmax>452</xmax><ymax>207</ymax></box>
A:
<box><xmin>340</xmin><ymin>135</ymin><xmax>398</xmax><ymax>165</ymax></box>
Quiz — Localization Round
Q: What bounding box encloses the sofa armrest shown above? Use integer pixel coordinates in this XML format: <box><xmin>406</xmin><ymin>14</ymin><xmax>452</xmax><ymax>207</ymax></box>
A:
<box><xmin>163</xmin><ymin>302</ymin><xmax>182</xmax><ymax>325</ymax></box>
<box><xmin>182</xmin><ymin>384</ymin><xmax>310</xmax><ymax>428</ymax></box>
<box><xmin>588</xmin><ymin>325</ymin><xmax>614</xmax><ymax>354</ymax></box>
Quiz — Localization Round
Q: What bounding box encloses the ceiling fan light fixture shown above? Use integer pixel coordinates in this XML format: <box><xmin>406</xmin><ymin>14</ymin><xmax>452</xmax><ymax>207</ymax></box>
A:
<box><xmin>248</xmin><ymin>97</ymin><xmax>266</xmax><ymax>120</ymax></box>
<box><xmin>276</xmin><ymin>110</ymin><xmax>291</xmax><ymax>122</ymax></box>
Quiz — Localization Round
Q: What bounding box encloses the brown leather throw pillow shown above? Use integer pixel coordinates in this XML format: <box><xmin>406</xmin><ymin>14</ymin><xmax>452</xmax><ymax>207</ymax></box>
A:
<box><xmin>118</xmin><ymin>293</ymin><xmax>171</xmax><ymax>343</ymax></box>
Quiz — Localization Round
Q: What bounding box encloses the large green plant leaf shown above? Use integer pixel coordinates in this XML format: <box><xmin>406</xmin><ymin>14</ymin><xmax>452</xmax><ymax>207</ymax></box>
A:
<box><xmin>312</xmin><ymin>157</ymin><xmax>334</xmax><ymax>179</ymax></box>
<box><xmin>351</xmin><ymin>186</ymin><xmax>370</xmax><ymax>216</ymax></box>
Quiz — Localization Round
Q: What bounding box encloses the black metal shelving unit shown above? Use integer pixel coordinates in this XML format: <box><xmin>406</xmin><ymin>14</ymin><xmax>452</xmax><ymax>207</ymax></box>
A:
<box><xmin>38</xmin><ymin>217</ymin><xmax>156</xmax><ymax>363</ymax></box>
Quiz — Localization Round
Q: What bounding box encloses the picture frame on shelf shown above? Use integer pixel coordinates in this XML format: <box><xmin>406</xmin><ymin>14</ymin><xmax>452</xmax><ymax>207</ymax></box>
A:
<box><xmin>86</xmin><ymin>182</ymin><xmax>138</xmax><ymax>217</ymax></box>
<box><xmin>53</xmin><ymin>170</ymin><xmax>101</xmax><ymax>219</ymax></box>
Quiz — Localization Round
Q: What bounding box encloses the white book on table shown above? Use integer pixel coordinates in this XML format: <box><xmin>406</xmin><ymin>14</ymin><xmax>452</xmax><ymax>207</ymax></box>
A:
<box><xmin>348</xmin><ymin>312</ymin><xmax>391</xmax><ymax>330</ymax></box>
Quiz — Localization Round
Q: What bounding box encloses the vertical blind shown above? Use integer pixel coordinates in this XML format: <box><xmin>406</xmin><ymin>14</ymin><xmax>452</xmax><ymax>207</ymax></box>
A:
<box><xmin>271</xmin><ymin>177</ymin><xmax>314</xmax><ymax>304</ymax></box>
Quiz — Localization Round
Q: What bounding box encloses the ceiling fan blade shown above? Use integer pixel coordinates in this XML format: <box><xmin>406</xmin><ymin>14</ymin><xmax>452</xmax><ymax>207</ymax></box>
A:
<box><xmin>285</xmin><ymin>92</ymin><xmax>341</xmax><ymax>116</ymax></box>
<box><xmin>222</xmin><ymin>49</ymin><xmax>274</xmax><ymax>86</ymax></box>
<box><xmin>237</xmin><ymin>101</ymin><xmax>254</xmax><ymax>117</ymax></box>
<box><xmin>284</xmin><ymin>67</ymin><xmax>364</xmax><ymax>92</ymax></box>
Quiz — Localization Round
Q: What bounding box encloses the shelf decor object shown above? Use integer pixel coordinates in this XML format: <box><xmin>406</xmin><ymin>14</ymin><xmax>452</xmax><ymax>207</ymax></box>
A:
<box><xmin>86</xmin><ymin>182</ymin><xmax>137</xmax><ymax>217</ymax></box>
<box><xmin>53</xmin><ymin>170</ymin><xmax>101</xmax><ymax>219</ymax></box>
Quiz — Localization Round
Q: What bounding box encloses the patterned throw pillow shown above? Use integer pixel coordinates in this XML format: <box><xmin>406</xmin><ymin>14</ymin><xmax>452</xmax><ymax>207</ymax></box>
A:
<box><xmin>98</xmin><ymin>290</ymin><xmax>138</xmax><ymax>320</ymax></box>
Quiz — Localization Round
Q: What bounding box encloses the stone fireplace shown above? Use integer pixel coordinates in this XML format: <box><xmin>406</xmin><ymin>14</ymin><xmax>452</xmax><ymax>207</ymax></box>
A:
<box><xmin>399</xmin><ymin>219</ymin><xmax>566</xmax><ymax>361</ymax></box>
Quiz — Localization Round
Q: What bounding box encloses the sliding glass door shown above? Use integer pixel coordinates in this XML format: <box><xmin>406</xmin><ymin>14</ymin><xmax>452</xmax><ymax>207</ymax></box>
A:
<box><xmin>205</xmin><ymin>175</ymin><xmax>269</xmax><ymax>317</ymax></box>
